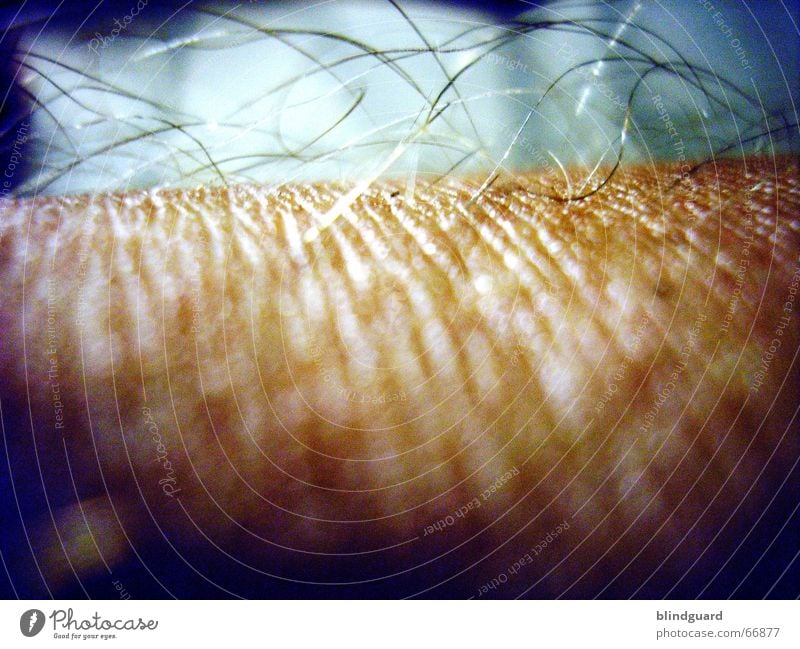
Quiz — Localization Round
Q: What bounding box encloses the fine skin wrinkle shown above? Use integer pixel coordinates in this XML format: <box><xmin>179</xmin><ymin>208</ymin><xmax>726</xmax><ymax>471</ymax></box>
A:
<box><xmin>0</xmin><ymin>157</ymin><xmax>798</xmax><ymax>598</ymax></box>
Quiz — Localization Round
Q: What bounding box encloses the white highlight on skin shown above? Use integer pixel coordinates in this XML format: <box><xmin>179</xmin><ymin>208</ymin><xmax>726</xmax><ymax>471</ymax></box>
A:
<box><xmin>304</xmin><ymin>139</ymin><xmax>410</xmax><ymax>242</ymax></box>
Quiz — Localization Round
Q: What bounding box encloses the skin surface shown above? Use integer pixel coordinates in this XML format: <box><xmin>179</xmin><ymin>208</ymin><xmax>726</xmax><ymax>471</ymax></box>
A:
<box><xmin>0</xmin><ymin>156</ymin><xmax>798</xmax><ymax>599</ymax></box>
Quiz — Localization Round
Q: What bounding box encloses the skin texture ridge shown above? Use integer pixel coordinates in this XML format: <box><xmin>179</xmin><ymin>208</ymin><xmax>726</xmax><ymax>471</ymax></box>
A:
<box><xmin>0</xmin><ymin>156</ymin><xmax>798</xmax><ymax>598</ymax></box>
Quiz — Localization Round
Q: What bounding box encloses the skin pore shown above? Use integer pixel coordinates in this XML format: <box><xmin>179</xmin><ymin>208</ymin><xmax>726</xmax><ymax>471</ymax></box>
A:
<box><xmin>0</xmin><ymin>156</ymin><xmax>798</xmax><ymax>598</ymax></box>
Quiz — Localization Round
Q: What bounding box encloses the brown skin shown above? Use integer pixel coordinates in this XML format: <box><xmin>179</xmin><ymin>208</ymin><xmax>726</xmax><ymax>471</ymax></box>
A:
<box><xmin>0</xmin><ymin>157</ymin><xmax>798</xmax><ymax>598</ymax></box>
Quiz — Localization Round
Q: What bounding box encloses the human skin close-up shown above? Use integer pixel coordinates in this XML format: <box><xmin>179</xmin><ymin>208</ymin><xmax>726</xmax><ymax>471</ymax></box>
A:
<box><xmin>0</xmin><ymin>0</ymin><xmax>799</xmax><ymax>600</ymax></box>
<box><xmin>1</xmin><ymin>157</ymin><xmax>798</xmax><ymax>599</ymax></box>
